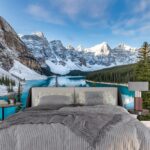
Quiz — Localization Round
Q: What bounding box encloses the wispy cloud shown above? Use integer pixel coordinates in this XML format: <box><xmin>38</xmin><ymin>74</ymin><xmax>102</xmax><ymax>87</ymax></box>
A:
<box><xmin>27</xmin><ymin>4</ymin><xmax>65</xmax><ymax>25</ymax></box>
<box><xmin>51</xmin><ymin>0</ymin><xmax>84</xmax><ymax>19</ymax></box>
<box><xmin>26</xmin><ymin>0</ymin><xmax>114</xmax><ymax>26</ymax></box>
<box><xmin>49</xmin><ymin>0</ymin><xmax>114</xmax><ymax>20</ymax></box>
<box><xmin>26</xmin><ymin>0</ymin><xmax>150</xmax><ymax>40</ymax></box>
<box><xmin>110</xmin><ymin>0</ymin><xmax>150</xmax><ymax>37</ymax></box>
<box><xmin>133</xmin><ymin>0</ymin><xmax>150</xmax><ymax>13</ymax></box>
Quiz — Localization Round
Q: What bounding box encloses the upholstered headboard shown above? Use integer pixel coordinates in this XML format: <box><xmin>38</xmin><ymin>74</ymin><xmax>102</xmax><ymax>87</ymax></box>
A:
<box><xmin>31</xmin><ymin>87</ymin><xmax>75</xmax><ymax>107</ymax></box>
<box><xmin>27</xmin><ymin>87</ymin><xmax>118</xmax><ymax>107</ymax></box>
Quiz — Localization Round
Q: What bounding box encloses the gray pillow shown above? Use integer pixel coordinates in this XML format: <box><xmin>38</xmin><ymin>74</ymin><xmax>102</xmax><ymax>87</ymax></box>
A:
<box><xmin>84</xmin><ymin>91</ymin><xmax>104</xmax><ymax>105</ymax></box>
<box><xmin>39</xmin><ymin>95</ymin><xmax>73</xmax><ymax>106</ymax></box>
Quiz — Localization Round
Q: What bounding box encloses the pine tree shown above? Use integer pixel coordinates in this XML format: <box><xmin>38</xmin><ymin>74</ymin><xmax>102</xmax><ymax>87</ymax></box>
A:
<box><xmin>2</xmin><ymin>76</ymin><xmax>4</xmax><ymax>83</ymax></box>
<box><xmin>16</xmin><ymin>81</ymin><xmax>23</xmax><ymax>112</ymax></box>
<box><xmin>135</xmin><ymin>42</ymin><xmax>150</xmax><ymax>81</ymax></box>
<box><xmin>135</xmin><ymin>42</ymin><xmax>150</xmax><ymax>109</ymax></box>
<box><xmin>17</xmin><ymin>82</ymin><xmax>22</xmax><ymax>103</ymax></box>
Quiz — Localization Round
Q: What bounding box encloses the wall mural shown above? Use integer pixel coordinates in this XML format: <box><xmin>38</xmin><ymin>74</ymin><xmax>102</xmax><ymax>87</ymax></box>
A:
<box><xmin>0</xmin><ymin>15</ymin><xmax>149</xmax><ymax>120</ymax></box>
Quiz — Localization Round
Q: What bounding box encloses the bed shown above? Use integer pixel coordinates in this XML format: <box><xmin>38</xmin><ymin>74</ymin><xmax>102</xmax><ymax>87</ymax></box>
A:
<box><xmin>0</xmin><ymin>87</ymin><xmax>150</xmax><ymax>150</ymax></box>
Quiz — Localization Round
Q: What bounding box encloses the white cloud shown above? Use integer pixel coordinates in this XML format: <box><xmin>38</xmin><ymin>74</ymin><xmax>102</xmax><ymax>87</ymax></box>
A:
<box><xmin>26</xmin><ymin>0</ymin><xmax>150</xmax><ymax>39</ymax></box>
<box><xmin>112</xmin><ymin>28</ymin><xmax>135</xmax><ymax>36</ymax></box>
<box><xmin>27</xmin><ymin>0</ymin><xmax>114</xmax><ymax>27</ymax></box>
<box><xmin>112</xmin><ymin>20</ymin><xmax>150</xmax><ymax>37</ymax></box>
<box><xmin>133</xmin><ymin>0</ymin><xmax>150</xmax><ymax>13</ymax></box>
<box><xmin>49</xmin><ymin>0</ymin><xmax>113</xmax><ymax>20</ymax></box>
<box><xmin>27</xmin><ymin>4</ymin><xmax>65</xmax><ymax>25</ymax></box>
<box><xmin>54</xmin><ymin>0</ymin><xmax>83</xmax><ymax>19</ymax></box>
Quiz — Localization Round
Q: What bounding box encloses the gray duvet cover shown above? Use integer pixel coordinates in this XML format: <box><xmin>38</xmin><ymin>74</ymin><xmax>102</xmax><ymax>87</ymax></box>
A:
<box><xmin>0</xmin><ymin>104</ymin><xmax>150</xmax><ymax>150</ymax></box>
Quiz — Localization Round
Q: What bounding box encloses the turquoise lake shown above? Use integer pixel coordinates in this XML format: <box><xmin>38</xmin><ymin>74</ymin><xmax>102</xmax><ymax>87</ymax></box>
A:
<box><xmin>0</xmin><ymin>76</ymin><xmax>135</xmax><ymax>120</ymax></box>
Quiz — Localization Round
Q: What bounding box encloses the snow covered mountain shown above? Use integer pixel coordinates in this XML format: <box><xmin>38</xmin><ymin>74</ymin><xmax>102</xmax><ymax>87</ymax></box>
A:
<box><xmin>21</xmin><ymin>32</ymin><xmax>138</xmax><ymax>75</ymax></box>
<box><xmin>0</xmin><ymin>16</ymin><xmax>47</xmax><ymax>80</ymax></box>
<box><xmin>9</xmin><ymin>60</ymin><xmax>46</xmax><ymax>80</ymax></box>
<box><xmin>84</xmin><ymin>42</ymin><xmax>111</xmax><ymax>56</ymax></box>
<box><xmin>112</xmin><ymin>44</ymin><xmax>138</xmax><ymax>65</ymax></box>
<box><xmin>114</xmin><ymin>44</ymin><xmax>136</xmax><ymax>52</ymax></box>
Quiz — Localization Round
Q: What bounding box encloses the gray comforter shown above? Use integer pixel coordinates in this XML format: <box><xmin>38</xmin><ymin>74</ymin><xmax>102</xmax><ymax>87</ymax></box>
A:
<box><xmin>0</xmin><ymin>104</ymin><xmax>150</xmax><ymax>150</ymax></box>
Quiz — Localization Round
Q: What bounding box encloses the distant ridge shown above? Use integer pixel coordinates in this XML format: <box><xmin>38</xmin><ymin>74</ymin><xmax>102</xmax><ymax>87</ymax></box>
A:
<box><xmin>22</xmin><ymin>32</ymin><xmax>138</xmax><ymax>75</ymax></box>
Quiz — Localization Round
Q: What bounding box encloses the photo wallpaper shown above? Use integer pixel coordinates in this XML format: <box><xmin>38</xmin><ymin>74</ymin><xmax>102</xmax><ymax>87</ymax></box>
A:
<box><xmin>0</xmin><ymin>0</ymin><xmax>150</xmax><ymax>120</ymax></box>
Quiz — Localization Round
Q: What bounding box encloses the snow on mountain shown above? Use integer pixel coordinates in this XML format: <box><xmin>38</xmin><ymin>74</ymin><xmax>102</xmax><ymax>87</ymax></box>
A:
<box><xmin>0</xmin><ymin>85</ymin><xmax>8</xmax><ymax>96</ymax></box>
<box><xmin>114</xmin><ymin>44</ymin><xmax>136</xmax><ymax>52</ymax></box>
<box><xmin>32</xmin><ymin>32</ymin><xmax>45</xmax><ymax>38</ymax></box>
<box><xmin>112</xmin><ymin>44</ymin><xmax>138</xmax><ymax>65</ymax></box>
<box><xmin>0</xmin><ymin>16</ymin><xmax>47</xmax><ymax>80</ymax></box>
<box><xmin>0</xmin><ymin>17</ymin><xmax>139</xmax><ymax>76</ymax></box>
<box><xmin>66</xmin><ymin>45</ymin><xmax>75</xmax><ymax>50</ymax></box>
<box><xmin>0</xmin><ymin>67</ymin><xmax>18</xmax><ymax>81</ymax></box>
<box><xmin>9</xmin><ymin>60</ymin><xmax>47</xmax><ymax>80</ymax></box>
<box><xmin>0</xmin><ymin>67</ymin><xmax>18</xmax><ymax>96</ymax></box>
<box><xmin>21</xmin><ymin>31</ymin><xmax>138</xmax><ymax>75</ymax></box>
<box><xmin>76</xmin><ymin>45</ymin><xmax>84</xmax><ymax>51</ymax></box>
<box><xmin>46</xmin><ymin>60</ymin><xmax>79</xmax><ymax>75</ymax></box>
<box><xmin>22</xmin><ymin>33</ymin><xmax>51</xmax><ymax>59</ymax></box>
<box><xmin>84</xmin><ymin>42</ymin><xmax>111</xmax><ymax>56</ymax></box>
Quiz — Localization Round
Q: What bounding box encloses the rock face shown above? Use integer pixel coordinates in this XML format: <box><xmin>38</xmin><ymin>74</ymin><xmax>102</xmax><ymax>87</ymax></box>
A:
<box><xmin>22</xmin><ymin>32</ymin><xmax>138</xmax><ymax>75</ymax></box>
<box><xmin>0</xmin><ymin>16</ymin><xmax>43</xmax><ymax>74</ymax></box>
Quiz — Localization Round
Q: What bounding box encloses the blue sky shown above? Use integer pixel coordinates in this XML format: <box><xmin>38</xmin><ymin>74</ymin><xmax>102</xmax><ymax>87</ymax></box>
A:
<box><xmin>0</xmin><ymin>0</ymin><xmax>150</xmax><ymax>48</ymax></box>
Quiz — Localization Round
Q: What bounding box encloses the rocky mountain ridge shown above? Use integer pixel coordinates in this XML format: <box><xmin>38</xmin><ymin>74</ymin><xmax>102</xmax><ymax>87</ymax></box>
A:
<box><xmin>0</xmin><ymin>16</ymin><xmax>44</xmax><ymax>73</ymax></box>
<box><xmin>0</xmin><ymin>16</ymin><xmax>47</xmax><ymax>80</ymax></box>
<box><xmin>22</xmin><ymin>32</ymin><xmax>138</xmax><ymax>75</ymax></box>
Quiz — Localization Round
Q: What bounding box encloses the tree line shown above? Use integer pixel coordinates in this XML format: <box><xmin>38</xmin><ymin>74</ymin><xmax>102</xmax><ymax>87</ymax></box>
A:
<box><xmin>86</xmin><ymin>64</ymin><xmax>136</xmax><ymax>83</ymax></box>
<box><xmin>0</xmin><ymin>76</ymin><xmax>16</xmax><ymax>92</ymax></box>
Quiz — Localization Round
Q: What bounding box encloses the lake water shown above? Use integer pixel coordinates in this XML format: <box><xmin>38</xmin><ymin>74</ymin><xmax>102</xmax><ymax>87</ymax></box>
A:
<box><xmin>0</xmin><ymin>76</ymin><xmax>135</xmax><ymax>120</ymax></box>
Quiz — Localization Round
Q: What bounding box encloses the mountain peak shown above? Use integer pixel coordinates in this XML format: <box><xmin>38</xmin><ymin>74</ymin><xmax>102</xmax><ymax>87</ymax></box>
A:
<box><xmin>85</xmin><ymin>42</ymin><xmax>111</xmax><ymax>56</ymax></box>
<box><xmin>0</xmin><ymin>16</ymin><xmax>17</xmax><ymax>35</ymax></box>
<box><xmin>76</xmin><ymin>45</ymin><xmax>84</xmax><ymax>51</ymax></box>
<box><xmin>115</xmin><ymin>43</ymin><xmax>136</xmax><ymax>52</ymax></box>
<box><xmin>101</xmin><ymin>42</ymin><xmax>108</xmax><ymax>45</ymax></box>
<box><xmin>66</xmin><ymin>44</ymin><xmax>75</xmax><ymax>50</ymax></box>
<box><xmin>0</xmin><ymin>16</ymin><xmax>44</xmax><ymax>74</ymax></box>
<box><xmin>50</xmin><ymin>40</ymin><xmax>63</xmax><ymax>46</ymax></box>
<box><xmin>32</xmin><ymin>32</ymin><xmax>45</xmax><ymax>38</ymax></box>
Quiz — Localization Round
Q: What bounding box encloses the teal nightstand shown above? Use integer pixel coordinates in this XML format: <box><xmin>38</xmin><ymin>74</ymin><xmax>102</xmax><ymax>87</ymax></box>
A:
<box><xmin>0</xmin><ymin>103</ymin><xmax>21</xmax><ymax>120</ymax></box>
